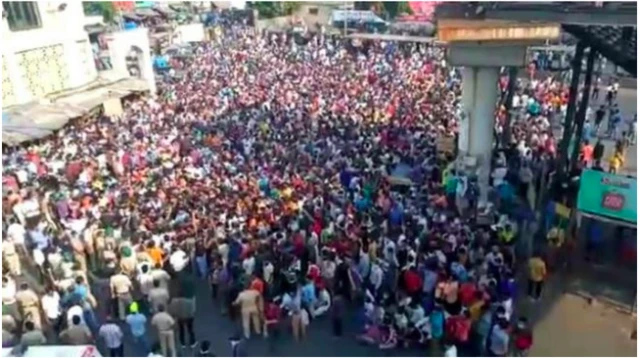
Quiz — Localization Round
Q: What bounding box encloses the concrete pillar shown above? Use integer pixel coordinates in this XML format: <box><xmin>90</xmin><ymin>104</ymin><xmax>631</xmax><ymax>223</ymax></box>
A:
<box><xmin>460</xmin><ymin>66</ymin><xmax>500</xmax><ymax>205</ymax></box>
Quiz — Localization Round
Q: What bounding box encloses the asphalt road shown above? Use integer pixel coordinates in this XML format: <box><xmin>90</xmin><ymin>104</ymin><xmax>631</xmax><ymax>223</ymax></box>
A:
<box><xmin>86</xmin><ymin>271</ymin><xmax>420</xmax><ymax>358</ymax></box>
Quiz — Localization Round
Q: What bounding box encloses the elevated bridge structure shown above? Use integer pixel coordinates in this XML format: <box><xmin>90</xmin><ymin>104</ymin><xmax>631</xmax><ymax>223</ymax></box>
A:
<box><xmin>432</xmin><ymin>2</ymin><xmax>636</xmax><ymax>206</ymax></box>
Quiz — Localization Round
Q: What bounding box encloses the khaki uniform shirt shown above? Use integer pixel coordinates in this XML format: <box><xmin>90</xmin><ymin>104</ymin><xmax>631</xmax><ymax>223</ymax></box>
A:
<box><xmin>149</xmin><ymin>287</ymin><xmax>170</xmax><ymax>309</ymax></box>
<box><xmin>110</xmin><ymin>274</ymin><xmax>132</xmax><ymax>296</ymax></box>
<box><xmin>60</xmin><ymin>325</ymin><xmax>92</xmax><ymax>345</ymax></box>
<box><xmin>151</xmin><ymin>312</ymin><xmax>175</xmax><ymax>333</ymax></box>
<box><xmin>15</xmin><ymin>289</ymin><xmax>39</xmax><ymax>311</ymax></box>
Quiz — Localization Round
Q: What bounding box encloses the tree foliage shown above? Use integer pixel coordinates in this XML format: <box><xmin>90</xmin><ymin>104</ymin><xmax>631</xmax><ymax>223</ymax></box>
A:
<box><xmin>83</xmin><ymin>1</ymin><xmax>115</xmax><ymax>23</ymax></box>
<box><xmin>353</xmin><ymin>1</ymin><xmax>412</xmax><ymax>18</ymax></box>
<box><xmin>248</xmin><ymin>1</ymin><xmax>301</xmax><ymax>19</ymax></box>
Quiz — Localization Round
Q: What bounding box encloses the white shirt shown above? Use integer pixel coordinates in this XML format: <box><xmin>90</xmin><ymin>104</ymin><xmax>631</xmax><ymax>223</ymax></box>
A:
<box><xmin>150</xmin><ymin>269</ymin><xmax>171</xmax><ymax>290</ymax></box>
<box><xmin>369</xmin><ymin>264</ymin><xmax>383</xmax><ymax>290</ymax></box>
<box><xmin>33</xmin><ymin>249</ymin><xmax>45</xmax><ymax>266</ymax></box>
<box><xmin>263</xmin><ymin>262</ymin><xmax>274</xmax><ymax>283</ymax></box>
<box><xmin>15</xmin><ymin>170</ymin><xmax>28</xmax><ymax>184</ymax></box>
<box><xmin>7</xmin><ymin>223</ymin><xmax>26</xmax><ymax>245</ymax></box>
<box><xmin>21</xmin><ymin>199</ymin><xmax>40</xmax><ymax>218</ymax></box>
<box><xmin>2</xmin><ymin>280</ymin><xmax>16</xmax><ymax>305</ymax></box>
<box><xmin>67</xmin><ymin>305</ymin><xmax>86</xmax><ymax>327</ymax></box>
<box><xmin>137</xmin><ymin>271</ymin><xmax>154</xmax><ymax>296</ymax></box>
<box><xmin>242</xmin><ymin>256</ymin><xmax>256</xmax><ymax>276</ymax></box>
<box><xmin>445</xmin><ymin>345</ymin><xmax>458</xmax><ymax>357</ymax></box>
<box><xmin>169</xmin><ymin>250</ymin><xmax>188</xmax><ymax>272</ymax></box>
<box><xmin>42</xmin><ymin>292</ymin><xmax>61</xmax><ymax>319</ymax></box>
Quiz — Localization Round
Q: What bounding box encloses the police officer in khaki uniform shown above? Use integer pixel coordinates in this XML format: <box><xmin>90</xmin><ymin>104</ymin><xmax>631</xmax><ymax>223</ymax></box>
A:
<box><xmin>70</xmin><ymin>234</ymin><xmax>88</xmax><ymax>276</ymax></box>
<box><xmin>119</xmin><ymin>243</ymin><xmax>137</xmax><ymax>277</ymax></box>
<box><xmin>2</xmin><ymin>239</ymin><xmax>21</xmax><ymax>276</ymax></box>
<box><xmin>15</xmin><ymin>283</ymin><xmax>42</xmax><ymax>330</ymax></box>
<box><xmin>83</xmin><ymin>222</ymin><xmax>98</xmax><ymax>270</ymax></box>
<box><xmin>109</xmin><ymin>269</ymin><xmax>133</xmax><ymax>320</ymax></box>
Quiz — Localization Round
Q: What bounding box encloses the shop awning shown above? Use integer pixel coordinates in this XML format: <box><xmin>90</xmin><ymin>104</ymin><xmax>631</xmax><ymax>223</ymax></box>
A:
<box><xmin>2</xmin><ymin>103</ymin><xmax>87</xmax><ymax>145</ymax></box>
<box><xmin>2</xmin><ymin>78</ymin><xmax>149</xmax><ymax>146</ymax></box>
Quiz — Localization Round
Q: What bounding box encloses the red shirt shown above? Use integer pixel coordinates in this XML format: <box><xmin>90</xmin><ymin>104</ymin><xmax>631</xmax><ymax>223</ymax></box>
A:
<box><xmin>265</xmin><ymin>303</ymin><xmax>281</xmax><ymax>324</ymax></box>
<box><xmin>446</xmin><ymin>315</ymin><xmax>471</xmax><ymax>342</ymax></box>
<box><xmin>404</xmin><ymin>270</ymin><xmax>422</xmax><ymax>294</ymax></box>
<box><xmin>459</xmin><ymin>282</ymin><xmax>477</xmax><ymax>307</ymax></box>
<box><xmin>515</xmin><ymin>331</ymin><xmax>533</xmax><ymax>350</ymax></box>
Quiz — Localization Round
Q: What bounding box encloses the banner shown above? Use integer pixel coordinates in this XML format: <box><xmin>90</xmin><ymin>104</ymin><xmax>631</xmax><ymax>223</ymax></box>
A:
<box><xmin>436</xmin><ymin>136</ymin><xmax>456</xmax><ymax>154</ymax></box>
<box><xmin>577</xmin><ymin>170</ymin><xmax>637</xmax><ymax>224</ymax></box>
<box><xmin>103</xmin><ymin>98</ymin><xmax>124</xmax><ymax>117</ymax></box>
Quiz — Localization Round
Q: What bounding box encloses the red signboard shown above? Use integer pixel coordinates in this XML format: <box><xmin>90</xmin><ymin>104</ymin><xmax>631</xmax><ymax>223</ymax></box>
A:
<box><xmin>113</xmin><ymin>1</ymin><xmax>135</xmax><ymax>12</ymax></box>
<box><xmin>408</xmin><ymin>1</ymin><xmax>441</xmax><ymax>20</ymax></box>
<box><xmin>601</xmin><ymin>191</ymin><xmax>625</xmax><ymax>211</ymax></box>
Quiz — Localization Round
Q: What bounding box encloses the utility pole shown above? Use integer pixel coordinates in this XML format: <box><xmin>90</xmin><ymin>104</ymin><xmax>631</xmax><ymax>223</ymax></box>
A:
<box><xmin>554</xmin><ymin>41</ymin><xmax>585</xmax><ymax>192</ymax></box>
<box><xmin>570</xmin><ymin>47</ymin><xmax>596</xmax><ymax>170</ymax></box>
<box><xmin>502</xmin><ymin>67</ymin><xmax>518</xmax><ymax>147</ymax></box>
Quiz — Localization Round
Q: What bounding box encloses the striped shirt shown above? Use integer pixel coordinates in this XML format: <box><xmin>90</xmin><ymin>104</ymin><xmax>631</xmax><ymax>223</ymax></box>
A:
<box><xmin>99</xmin><ymin>323</ymin><xmax>123</xmax><ymax>348</ymax></box>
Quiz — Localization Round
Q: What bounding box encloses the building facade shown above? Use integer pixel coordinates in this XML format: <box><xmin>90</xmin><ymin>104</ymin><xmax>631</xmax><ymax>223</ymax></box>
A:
<box><xmin>2</xmin><ymin>1</ymin><xmax>98</xmax><ymax>107</ymax></box>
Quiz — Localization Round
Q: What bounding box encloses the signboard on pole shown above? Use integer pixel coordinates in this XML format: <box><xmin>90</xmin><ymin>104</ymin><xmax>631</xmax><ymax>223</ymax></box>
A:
<box><xmin>577</xmin><ymin>169</ymin><xmax>637</xmax><ymax>224</ymax></box>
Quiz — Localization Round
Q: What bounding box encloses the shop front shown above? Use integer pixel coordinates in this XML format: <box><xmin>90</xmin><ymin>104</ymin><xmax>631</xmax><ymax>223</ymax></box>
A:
<box><xmin>576</xmin><ymin>170</ymin><xmax>636</xmax><ymax>266</ymax></box>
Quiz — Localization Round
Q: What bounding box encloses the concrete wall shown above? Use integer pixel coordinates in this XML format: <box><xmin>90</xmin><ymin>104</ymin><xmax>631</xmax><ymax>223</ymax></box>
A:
<box><xmin>255</xmin><ymin>3</ymin><xmax>336</xmax><ymax>30</ymax></box>
<box><xmin>175</xmin><ymin>23</ymin><xmax>206</xmax><ymax>43</ymax></box>
<box><xmin>104</xmin><ymin>28</ymin><xmax>157</xmax><ymax>96</ymax></box>
<box><xmin>2</xmin><ymin>1</ymin><xmax>97</xmax><ymax>107</ymax></box>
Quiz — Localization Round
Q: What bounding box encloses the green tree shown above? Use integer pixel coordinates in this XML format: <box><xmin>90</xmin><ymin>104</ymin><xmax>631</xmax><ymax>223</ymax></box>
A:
<box><xmin>382</xmin><ymin>1</ymin><xmax>412</xmax><ymax>18</ymax></box>
<box><xmin>83</xmin><ymin>1</ymin><xmax>115</xmax><ymax>23</ymax></box>
<box><xmin>248</xmin><ymin>2</ymin><xmax>301</xmax><ymax>19</ymax></box>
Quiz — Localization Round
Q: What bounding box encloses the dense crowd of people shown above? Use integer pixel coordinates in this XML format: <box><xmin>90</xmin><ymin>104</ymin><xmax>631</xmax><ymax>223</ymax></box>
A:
<box><xmin>2</xmin><ymin>25</ymin><xmax>629</xmax><ymax>357</ymax></box>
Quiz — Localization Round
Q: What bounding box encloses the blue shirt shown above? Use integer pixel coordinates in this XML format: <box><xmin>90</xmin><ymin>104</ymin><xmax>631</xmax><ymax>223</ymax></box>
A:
<box><xmin>430</xmin><ymin>310</ymin><xmax>445</xmax><ymax>339</ymax></box>
<box><xmin>389</xmin><ymin>204</ymin><xmax>404</xmax><ymax>225</ymax></box>
<box><xmin>73</xmin><ymin>285</ymin><xmax>88</xmax><ymax>301</ymax></box>
<box><xmin>126</xmin><ymin>313</ymin><xmax>147</xmax><ymax>337</ymax></box>
<box><xmin>422</xmin><ymin>269</ymin><xmax>438</xmax><ymax>293</ymax></box>
<box><xmin>29</xmin><ymin>230</ymin><xmax>50</xmax><ymax>250</ymax></box>
<box><xmin>355</xmin><ymin>197</ymin><xmax>371</xmax><ymax>212</ymax></box>
<box><xmin>301</xmin><ymin>283</ymin><xmax>316</xmax><ymax>306</ymax></box>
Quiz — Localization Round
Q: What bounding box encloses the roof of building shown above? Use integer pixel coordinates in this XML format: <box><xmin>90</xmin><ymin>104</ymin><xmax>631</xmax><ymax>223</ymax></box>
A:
<box><xmin>2</xmin><ymin>77</ymin><xmax>149</xmax><ymax>146</ymax></box>
<box><xmin>435</xmin><ymin>2</ymin><xmax>637</xmax><ymax>76</ymax></box>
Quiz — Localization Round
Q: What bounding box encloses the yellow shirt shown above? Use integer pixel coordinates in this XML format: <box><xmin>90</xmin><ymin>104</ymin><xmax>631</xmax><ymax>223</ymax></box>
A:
<box><xmin>469</xmin><ymin>300</ymin><xmax>484</xmax><ymax>322</ymax></box>
<box><xmin>528</xmin><ymin>257</ymin><xmax>547</xmax><ymax>282</ymax></box>
<box><xmin>282</xmin><ymin>187</ymin><xmax>293</xmax><ymax>199</ymax></box>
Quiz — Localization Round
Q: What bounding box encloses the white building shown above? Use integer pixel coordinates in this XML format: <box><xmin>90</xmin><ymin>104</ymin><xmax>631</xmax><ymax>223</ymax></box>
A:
<box><xmin>1</xmin><ymin>1</ymin><xmax>155</xmax><ymax>146</ymax></box>
<box><xmin>2</xmin><ymin>1</ymin><xmax>98</xmax><ymax>107</ymax></box>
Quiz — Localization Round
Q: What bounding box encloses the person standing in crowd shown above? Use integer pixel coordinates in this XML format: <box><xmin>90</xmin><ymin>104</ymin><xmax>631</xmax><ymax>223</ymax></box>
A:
<box><xmin>126</xmin><ymin>302</ymin><xmax>150</xmax><ymax>356</ymax></box>
<box><xmin>41</xmin><ymin>285</ymin><xmax>63</xmax><ymax>336</ymax></box>
<box><xmin>99</xmin><ymin>316</ymin><xmax>124</xmax><ymax>357</ymax></box>
<box><xmin>170</xmin><ymin>293</ymin><xmax>198</xmax><ymax>350</ymax></box>
<box><xmin>15</xmin><ymin>283</ymin><xmax>42</xmax><ymax>330</ymax></box>
<box><xmin>59</xmin><ymin>314</ymin><xmax>93</xmax><ymax>345</ymax></box>
<box><xmin>151</xmin><ymin>305</ymin><xmax>177</xmax><ymax>357</ymax></box>
<box><xmin>2</xmin><ymin>237</ymin><xmax>21</xmax><ymax>277</ymax></box>
<box><xmin>148</xmin><ymin>279</ymin><xmax>170</xmax><ymax>314</ymax></box>
<box><xmin>109</xmin><ymin>269</ymin><xmax>133</xmax><ymax>321</ymax></box>
<box><xmin>527</xmin><ymin>253</ymin><xmax>547</xmax><ymax>301</ymax></box>
<box><xmin>20</xmin><ymin>321</ymin><xmax>46</xmax><ymax>347</ymax></box>
<box><xmin>234</xmin><ymin>283</ymin><xmax>263</xmax><ymax>339</ymax></box>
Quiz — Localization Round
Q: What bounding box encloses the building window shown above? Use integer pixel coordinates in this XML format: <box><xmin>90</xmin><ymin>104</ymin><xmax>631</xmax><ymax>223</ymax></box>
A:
<box><xmin>3</xmin><ymin>2</ymin><xmax>42</xmax><ymax>31</ymax></box>
<box><xmin>308</xmin><ymin>7</ymin><xmax>319</xmax><ymax>15</ymax></box>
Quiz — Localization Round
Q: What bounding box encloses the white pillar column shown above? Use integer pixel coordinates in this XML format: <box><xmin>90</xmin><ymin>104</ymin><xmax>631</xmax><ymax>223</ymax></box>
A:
<box><xmin>462</xmin><ymin>66</ymin><xmax>499</xmax><ymax>205</ymax></box>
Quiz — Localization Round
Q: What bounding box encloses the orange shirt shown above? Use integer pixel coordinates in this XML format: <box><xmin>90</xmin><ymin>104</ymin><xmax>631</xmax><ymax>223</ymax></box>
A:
<box><xmin>147</xmin><ymin>247</ymin><xmax>164</xmax><ymax>266</ymax></box>
<box><xmin>581</xmin><ymin>144</ymin><xmax>594</xmax><ymax>162</ymax></box>
<box><xmin>250</xmin><ymin>278</ymin><xmax>265</xmax><ymax>295</ymax></box>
